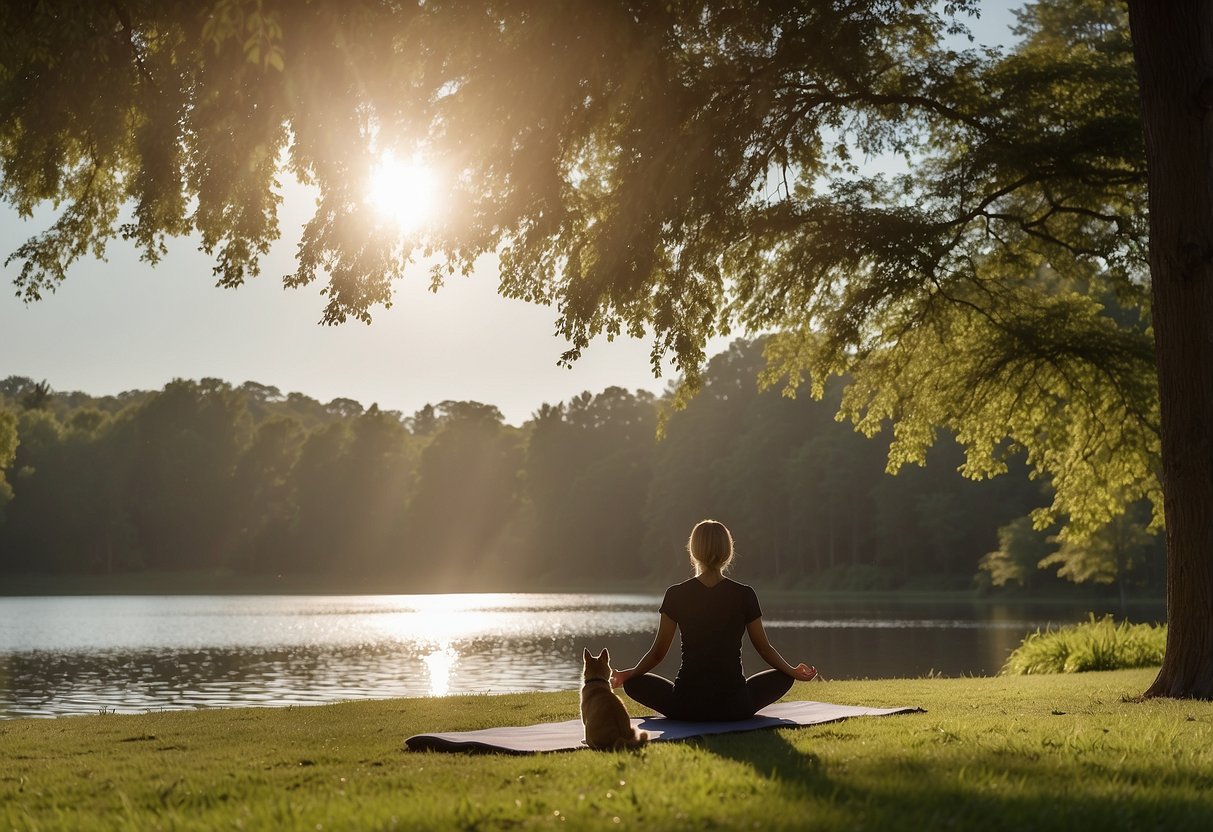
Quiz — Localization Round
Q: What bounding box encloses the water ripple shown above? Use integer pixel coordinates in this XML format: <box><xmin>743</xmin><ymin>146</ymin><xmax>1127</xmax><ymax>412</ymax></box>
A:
<box><xmin>0</xmin><ymin>594</ymin><xmax>1159</xmax><ymax>718</ymax></box>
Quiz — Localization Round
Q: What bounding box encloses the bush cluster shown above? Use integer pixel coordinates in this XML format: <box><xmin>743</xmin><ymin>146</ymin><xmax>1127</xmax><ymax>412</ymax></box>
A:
<box><xmin>1001</xmin><ymin>614</ymin><xmax>1166</xmax><ymax>675</ymax></box>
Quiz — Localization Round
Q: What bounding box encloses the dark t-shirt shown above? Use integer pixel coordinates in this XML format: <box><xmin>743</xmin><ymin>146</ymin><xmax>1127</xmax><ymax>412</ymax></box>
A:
<box><xmin>659</xmin><ymin>577</ymin><xmax>762</xmax><ymax>718</ymax></box>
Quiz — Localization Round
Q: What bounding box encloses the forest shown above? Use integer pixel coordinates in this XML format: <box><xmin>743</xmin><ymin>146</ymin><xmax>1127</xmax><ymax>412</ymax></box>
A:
<box><xmin>0</xmin><ymin>338</ymin><xmax>1163</xmax><ymax>597</ymax></box>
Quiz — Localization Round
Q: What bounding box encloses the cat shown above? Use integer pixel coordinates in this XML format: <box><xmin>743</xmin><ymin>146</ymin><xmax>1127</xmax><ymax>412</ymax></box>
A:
<box><xmin>580</xmin><ymin>647</ymin><xmax>649</xmax><ymax>750</ymax></box>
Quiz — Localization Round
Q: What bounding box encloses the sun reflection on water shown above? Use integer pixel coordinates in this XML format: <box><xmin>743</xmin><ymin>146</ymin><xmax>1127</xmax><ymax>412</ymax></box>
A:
<box><xmin>421</xmin><ymin>644</ymin><xmax>459</xmax><ymax>696</ymax></box>
<box><xmin>0</xmin><ymin>593</ymin><xmax>1140</xmax><ymax>718</ymax></box>
<box><xmin>374</xmin><ymin>594</ymin><xmax>545</xmax><ymax>643</ymax></box>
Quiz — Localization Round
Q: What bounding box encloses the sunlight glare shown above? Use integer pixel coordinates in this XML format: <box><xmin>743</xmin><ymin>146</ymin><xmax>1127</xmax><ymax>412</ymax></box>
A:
<box><xmin>368</xmin><ymin>153</ymin><xmax>440</xmax><ymax>232</ymax></box>
<box><xmin>422</xmin><ymin>644</ymin><xmax>459</xmax><ymax>697</ymax></box>
<box><xmin>375</xmin><ymin>594</ymin><xmax>519</xmax><ymax>644</ymax></box>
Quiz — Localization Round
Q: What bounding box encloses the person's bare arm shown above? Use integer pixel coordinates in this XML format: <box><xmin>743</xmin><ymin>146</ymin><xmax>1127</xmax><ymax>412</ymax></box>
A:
<box><xmin>611</xmin><ymin>613</ymin><xmax>676</xmax><ymax>687</ymax></box>
<box><xmin>747</xmin><ymin>617</ymin><xmax>817</xmax><ymax>681</ymax></box>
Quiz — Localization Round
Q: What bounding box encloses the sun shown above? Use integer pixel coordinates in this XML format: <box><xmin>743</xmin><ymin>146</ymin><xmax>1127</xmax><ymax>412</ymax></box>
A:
<box><xmin>368</xmin><ymin>153</ymin><xmax>440</xmax><ymax>232</ymax></box>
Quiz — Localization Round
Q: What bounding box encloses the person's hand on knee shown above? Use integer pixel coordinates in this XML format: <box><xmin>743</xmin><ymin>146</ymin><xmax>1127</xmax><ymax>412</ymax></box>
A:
<box><xmin>611</xmin><ymin>667</ymin><xmax>636</xmax><ymax>688</ymax></box>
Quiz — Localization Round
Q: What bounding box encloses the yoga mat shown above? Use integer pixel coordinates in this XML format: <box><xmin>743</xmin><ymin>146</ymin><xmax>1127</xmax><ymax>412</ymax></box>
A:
<box><xmin>404</xmin><ymin>699</ymin><xmax>923</xmax><ymax>754</ymax></box>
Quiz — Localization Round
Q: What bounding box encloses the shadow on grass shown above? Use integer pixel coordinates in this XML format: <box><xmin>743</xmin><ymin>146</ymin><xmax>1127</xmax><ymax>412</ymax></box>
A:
<box><xmin>697</xmin><ymin>727</ymin><xmax>1213</xmax><ymax>832</ymax></box>
<box><xmin>698</xmin><ymin>729</ymin><xmax>837</xmax><ymax>800</ymax></box>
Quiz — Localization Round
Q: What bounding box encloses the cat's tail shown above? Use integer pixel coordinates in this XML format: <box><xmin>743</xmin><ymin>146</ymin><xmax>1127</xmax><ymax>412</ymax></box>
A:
<box><xmin>610</xmin><ymin>731</ymin><xmax>649</xmax><ymax>750</ymax></box>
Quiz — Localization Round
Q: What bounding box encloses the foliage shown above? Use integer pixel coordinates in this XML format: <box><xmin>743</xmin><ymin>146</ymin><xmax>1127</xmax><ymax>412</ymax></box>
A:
<box><xmin>1002</xmin><ymin>614</ymin><xmax>1167</xmax><ymax>675</ymax></box>
<box><xmin>979</xmin><ymin>516</ymin><xmax>1054</xmax><ymax>589</ymax></box>
<box><xmin>524</xmin><ymin>387</ymin><xmax>657</xmax><ymax>581</ymax></box>
<box><xmin>403</xmin><ymin>401</ymin><xmax>524</xmax><ymax>588</ymax></box>
<box><xmin>1039</xmin><ymin>502</ymin><xmax>1158</xmax><ymax>585</ymax></box>
<box><xmin>811</xmin><ymin>563</ymin><xmax>897</xmax><ymax>592</ymax></box>
<box><xmin>16</xmin><ymin>379</ymin><xmax>51</xmax><ymax>411</ymax></box>
<box><xmin>1</xmin><ymin>334</ymin><xmax>1126</xmax><ymax>594</ymax></box>
<box><xmin>778</xmin><ymin>1</ymin><xmax>1155</xmax><ymax>547</ymax></box>
<box><xmin>3</xmin><ymin>670</ymin><xmax>1211</xmax><ymax>831</ymax></box>
<box><xmin>0</xmin><ymin>1</ymin><xmax>1156</xmax><ymax>549</ymax></box>
<box><xmin>0</xmin><ymin>407</ymin><xmax>15</xmax><ymax>519</ymax></box>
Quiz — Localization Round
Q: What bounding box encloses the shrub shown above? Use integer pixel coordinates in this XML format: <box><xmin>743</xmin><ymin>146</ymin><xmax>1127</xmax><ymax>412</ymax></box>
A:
<box><xmin>1001</xmin><ymin>614</ymin><xmax>1167</xmax><ymax>675</ymax></box>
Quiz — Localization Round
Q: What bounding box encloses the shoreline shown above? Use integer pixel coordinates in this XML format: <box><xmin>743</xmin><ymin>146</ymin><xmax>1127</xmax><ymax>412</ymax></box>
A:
<box><xmin>0</xmin><ymin>571</ymin><xmax>1164</xmax><ymax>606</ymax></box>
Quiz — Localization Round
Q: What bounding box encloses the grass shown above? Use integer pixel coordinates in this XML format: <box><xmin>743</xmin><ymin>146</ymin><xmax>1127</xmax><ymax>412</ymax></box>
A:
<box><xmin>3</xmin><ymin>669</ymin><xmax>1212</xmax><ymax>830</ymax></box>
<box><xmin>1002</xmin><ymin>615</ymin><xmax>1168</xmax><ymax>675</ymax></box>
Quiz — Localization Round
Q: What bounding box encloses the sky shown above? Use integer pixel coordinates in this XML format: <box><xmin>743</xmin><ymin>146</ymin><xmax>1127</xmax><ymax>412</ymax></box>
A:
<box><xmin>0</xmin><ymin>4</ymin><xmax>1018</xmax><ymax>426</ymax></box>
<box><xmin>0</xmin><ymin>193</ymin><xmax>683</xmax><ymax>425</ymax></box>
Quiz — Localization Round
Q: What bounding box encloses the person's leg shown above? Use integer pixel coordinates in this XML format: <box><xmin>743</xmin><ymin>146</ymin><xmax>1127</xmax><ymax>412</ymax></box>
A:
<box><xmin>622</xmin><ymin>673</ymin><xmax>679</xmax><ymax>716</ymax></box>
<box><xmin>746</xmin><ymin>669</ymin><xmax>794</xmax><ymax>713</ymax></box>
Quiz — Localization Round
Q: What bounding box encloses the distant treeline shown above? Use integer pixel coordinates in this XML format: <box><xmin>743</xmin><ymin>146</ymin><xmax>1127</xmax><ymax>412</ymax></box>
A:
<box><xmin>0</xmin><ymin>339</ymin><xmax>1165</xmax><ymax>594</ymax></box>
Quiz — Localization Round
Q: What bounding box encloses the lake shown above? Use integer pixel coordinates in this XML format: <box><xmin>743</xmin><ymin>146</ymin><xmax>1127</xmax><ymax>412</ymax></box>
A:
<box><xmin>0</xmin><ymin>593</ymin><xmax>1165</xmax><ymax>719</ymax></box>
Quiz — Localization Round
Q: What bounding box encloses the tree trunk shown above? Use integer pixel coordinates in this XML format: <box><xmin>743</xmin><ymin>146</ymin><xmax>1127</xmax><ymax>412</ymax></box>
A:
<box><xmin>1128</xmin><ymin>0</ymin><xmax>1213</xmax><ymax>699</ymax></box>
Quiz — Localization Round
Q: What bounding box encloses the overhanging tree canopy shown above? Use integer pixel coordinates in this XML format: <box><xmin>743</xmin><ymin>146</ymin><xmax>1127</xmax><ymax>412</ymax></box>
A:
<box><xmin>1</xmin><ymin>0</ymin><xmax>1208</xmax><ymax>697</ymax></box>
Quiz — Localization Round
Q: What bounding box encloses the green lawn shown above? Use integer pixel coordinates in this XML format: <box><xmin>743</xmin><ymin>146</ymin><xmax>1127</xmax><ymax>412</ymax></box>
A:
<box><xmin>3</xmin><ymin>669</ymin><xmax>1211</xmax><ymax>831</ymax></box>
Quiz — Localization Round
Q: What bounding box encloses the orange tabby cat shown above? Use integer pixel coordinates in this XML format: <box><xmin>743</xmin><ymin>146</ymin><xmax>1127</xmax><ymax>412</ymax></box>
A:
<box><xmin>580</xmin><ymin>648</ymin><xmax>648</xmax><ymax>750</ymax></box>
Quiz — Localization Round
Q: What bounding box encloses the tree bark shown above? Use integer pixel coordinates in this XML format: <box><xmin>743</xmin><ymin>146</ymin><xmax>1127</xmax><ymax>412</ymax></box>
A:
<box><xmin>1128</xmin><ymin>0</ymin><xmax>1213</xmax><ymax>699</ymax></box>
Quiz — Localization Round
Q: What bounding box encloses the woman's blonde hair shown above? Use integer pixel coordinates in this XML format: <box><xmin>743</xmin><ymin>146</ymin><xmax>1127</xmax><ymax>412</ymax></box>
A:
<box><xmin>687</xmin><ymin>519</ymin><xmax>734</xmax><ymax>575</ymax></box>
